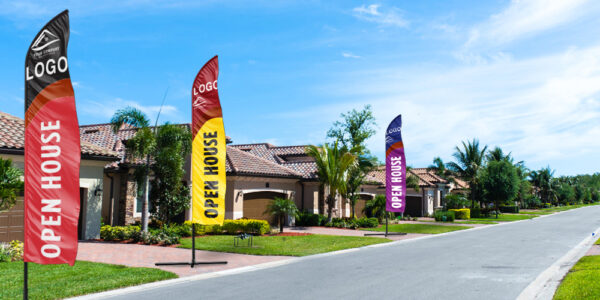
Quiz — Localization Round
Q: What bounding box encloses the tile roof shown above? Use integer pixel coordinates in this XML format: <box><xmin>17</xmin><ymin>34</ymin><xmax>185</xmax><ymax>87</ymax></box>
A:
<box><xmin>229</xmin><ymin>143</ymin><xmax>317</xmax><ymax>179</ymax></box>
<box><xmin>0</xmin><ymin>111</ymin><xmax>120</xmax><ymax>160</ymax></box>
<box><xmin>226</xmin><ymin>146</ymin><xmax>302</xmax><ymax>178</ymax></box>
<box><xmin>365</xmin><ymin>166</ymin><xmax>452</xmax><ymax>188</ymax></box>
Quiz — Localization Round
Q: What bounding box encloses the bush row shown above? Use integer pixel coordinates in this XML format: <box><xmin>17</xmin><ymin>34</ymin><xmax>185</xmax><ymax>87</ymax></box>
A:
<box><xmin>324</xmin><ymin>217</ymin><xmax>379</xmax><ymax>229</ymax></box>
<box><xmin>0</xmin><ymin>240</ymin><xmax>23</xmax><ymax>263</ymax></box>
<box><xmin>434</xmin><ymin>210</ymin><xmax>455</xmax><ymax>222</ymax></box>
<box><xmin>100</xmin><ymin>225</ymin><xmax>179</xmax><ymax>245</ymax></box>
<box><xmin>295</xmin><ymin>211</ymin><xmax>328</xmax><ymax>226</ymax></box>
<box><xmin>448</xmin><ymin>208</ymin><xmax>470</xmax><ymax>220</ymax></box>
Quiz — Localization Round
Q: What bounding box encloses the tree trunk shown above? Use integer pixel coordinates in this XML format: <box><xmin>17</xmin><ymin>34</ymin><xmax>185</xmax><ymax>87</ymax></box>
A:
<box><xmin>141</xmin><ymin>155</ymin><xmax>150</xmax><ymax>233</ymax></box>
<box><xmin>279</xmin><ymin>215</ymin><xmax>284</xmax><ymax>233</ymax></box>
<box><xmin>327</xmin><ymin>195</ymin><xmax>333</xmax><ymax>223</ymax></box>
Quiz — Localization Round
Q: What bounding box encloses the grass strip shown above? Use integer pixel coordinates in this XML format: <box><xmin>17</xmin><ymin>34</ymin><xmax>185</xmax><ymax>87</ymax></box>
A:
<box><xmin>0</xmin><ymin>261</ymin><xmax>177</xmax><ymax>300</ymax></box>
<box><xmin>362</xmin><ymin>223</ymin><xmax>470</xmax><ymax>234</ymax></box>
<box><xmin>554</xmin><ymin>255</ymin><xmax>600</xmax><ymax>300</ymax></box>
<box><xmin>178</xmin><ymin>234</ymin><xmax>390</xmax><ymax>256</ymax></box>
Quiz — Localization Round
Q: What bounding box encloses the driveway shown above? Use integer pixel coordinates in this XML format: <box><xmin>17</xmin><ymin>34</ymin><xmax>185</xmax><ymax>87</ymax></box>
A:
<box><xmin>76</xmin><ymin>241</ymin><xmax>289</xmax><ymax>277</ymax></box>
<box><xmin>91</xmin><ymin>205</ymin><xmax>600</xmax><ymax>300</ymax></box>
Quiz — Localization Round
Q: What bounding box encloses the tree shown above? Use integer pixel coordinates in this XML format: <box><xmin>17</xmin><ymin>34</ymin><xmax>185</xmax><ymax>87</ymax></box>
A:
<box><xmin>364</xmin><ymin>194</ymin><xmax>386</xmax><ymax>222</ymax></box>
<box><xmin>0</xmin><ymin>158</ymin><xmax>23</xmax><ymax>211</ymax></box>
<box><xmin>556</xmin><ymin>183</ymin><xmax>575</xmax><ymax>205</ymax></box>
<box><xmin>265</xmin><ymin>197</ymin><xmax>299</xmax><ymax>233</ymax></box>
<box><xmin>327</xmin><ymin>105</ymin><xmax>378</xmax><ymax>219</ymax></box>
<box><xmin>446</xmin><ymin>139</ymin><xmax>488</xmax><ymax>208</ymax></box>
<box><xmin>427</xmin><ymin>157</ymin><xmax>454</xmax><ymax>209</ymax></box>
<box><xmin>480</xmin><ymin>160</ymin><xmax>519</xmax><ymax>218</ymax></box>
<box><xmin>327</xmin><ymin>105</ymin><xmax>376</xmax><ymax>155</ymax></box>
<box><xmin>149</xmin><ymin>124</ymin><xmax>192</xmax><ymax>224</ymax></box>
<box><xmin>305</xmin><ymin>142</ymin><xmax>357</xmax><ymax>222</ymax></box>
<box><xmin>111</xmin><ymin>107</ymin><xmax>154</xmax><ymax>232</ymax></box>
<box><xmin>529</xmin><ymin>167</ymin><xmax>557</xmax><ymax>205</ymax></box>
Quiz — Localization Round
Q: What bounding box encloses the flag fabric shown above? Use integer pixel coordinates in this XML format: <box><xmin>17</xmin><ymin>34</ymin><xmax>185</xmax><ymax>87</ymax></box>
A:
<box><xmin>24</xmin><ymin>10</ymin><xmax>80</xmax><ymax>266</ymax></box>
<box><xmin>385</xmin><ymin>115</ymin><xmax>406</xmax><ymax>213</ymax></box>
<box><xmin>191</xmin><ymin>56</ymin><xmax>226</xmax><ymax>225</ymax></box>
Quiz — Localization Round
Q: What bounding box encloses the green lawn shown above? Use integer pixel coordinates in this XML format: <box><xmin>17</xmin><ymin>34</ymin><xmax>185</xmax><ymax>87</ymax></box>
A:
<box><xmin>472</xmin><ymin>213</ymin><xmax>537</xmax><ymax>222</ymax></box>
<box><xmin>554</xmin><ymin>255</ymin><xmax>600</xmax><ymax>300</ymax></box>
<box><xmin>522</xmin><ymin>203</ymin><xmax>599</xmax><ymax>215</ymax></box>
<box><xmin>454</xmin><ymin>220</ymin><xmax>498</xmax><ymax>225</ymax></box>
<box><xmin>0</xmin><ymin>261</ymin><xmax>177</xmax><ymax>300</ymax></box>
<box><xmin>178</xmin><ymin>234</ymin><xmax>390</xmax><ymax>256</ymax></box>
<box><xmin>362</xmin><ymin>224</ymin><xmax>470</xmax><ymax>234</ymax></box>
<box><xmin>595</xmin><ymin>238</ymin><xmax>600</xmax><ymax>245</ymax></box>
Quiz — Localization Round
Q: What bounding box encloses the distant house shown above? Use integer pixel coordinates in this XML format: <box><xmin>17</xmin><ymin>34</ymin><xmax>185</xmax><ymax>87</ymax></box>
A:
<box><xmin>81</xmin><ymin>122</ymin><xmax>468</xmax><ymax>226</ymax></box>
<box><xmin>0</xmin><ymin>112</ymin><xmax>120</xmax><ymax>242</ymax></box>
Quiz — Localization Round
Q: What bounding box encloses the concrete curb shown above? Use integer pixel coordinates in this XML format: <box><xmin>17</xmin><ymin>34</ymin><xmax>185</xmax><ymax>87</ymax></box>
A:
<box><xmin>70</xmin><ymin>206</ymin><xmax>595</xmax><ymax>299</ymax></box>
<box><xmin>516</xmin><ymin>226</ymin><xmax>600</xmax><ymax>300</ymax></box>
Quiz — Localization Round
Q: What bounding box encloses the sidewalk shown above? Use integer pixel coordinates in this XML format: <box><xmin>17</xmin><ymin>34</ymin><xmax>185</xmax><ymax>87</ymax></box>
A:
<box><xmin>76</xmin><ymin>241</ymin><xmax>290</xmax><ymax>277</ymax></box>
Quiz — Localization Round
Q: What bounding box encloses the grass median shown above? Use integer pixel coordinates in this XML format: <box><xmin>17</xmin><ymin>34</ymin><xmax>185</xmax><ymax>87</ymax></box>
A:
<box><xmin>178</xmin><ymin>234</ymin><xmax>391</xmax><ymax>256</ymax></box>
<box><xmin>554</xmin><ymin>255</ymin><xmax>600</xmax><ymax>300</ymax></box>
<box><xmin>472</xmin><ymin>213</ymin><xmax>537</xmax><ymax>222</ymax></box>
<box><xmin>0</xmin><ymin>261</ymin><xmax>177</xmax><ymax>300</ymax></box>
<box><xmin>362</xmin><ymin>224</ymin><xmax>470</xmax><ymax>234</ymax></box>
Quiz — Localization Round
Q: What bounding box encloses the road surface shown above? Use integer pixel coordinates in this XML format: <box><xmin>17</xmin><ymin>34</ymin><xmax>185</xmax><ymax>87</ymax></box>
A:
<box><xmin>101</xmin><ymin>206</ymin><xmax>600</xmax><ymax>300</ymax></box>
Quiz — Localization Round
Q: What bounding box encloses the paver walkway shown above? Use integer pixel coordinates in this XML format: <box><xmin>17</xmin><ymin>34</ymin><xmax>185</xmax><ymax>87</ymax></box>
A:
<box><xmin>586</xmin><ymin>243</ymin><xmax>600</xmax><ymax>255</ymax></box>
<box><xmin>76</xmin><ymin>241</ymin><xmax>289</xmax><ymax>277</ymax></box>
<box><xmin>283</xmin><ymin>226</ymin><xmax>430</xmax><ymax>240</ymax></box>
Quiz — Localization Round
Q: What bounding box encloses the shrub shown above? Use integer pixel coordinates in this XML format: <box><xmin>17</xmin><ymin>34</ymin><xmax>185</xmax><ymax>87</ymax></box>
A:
<box><xmin>499</xmin><ymin>205</ymin><xmax>519</xmax><ymax>213</ymax></box>
<box><xmin>100</xmin><ymin>225</ymin><xmax>140</xmax><ymax>241</ymax></box>
<box><xmin>445</xmin><ymin>194</ymin><xmax>469</xmax><ymax>209</ymax></box>
<box><xmin>0</xmin><ymin>243</ymin><xmax>10</xmax><ymax>263</ymax></box>
<box><xmin>356</xmin><ymin>217</ymin><xmax>379</xmax><ymax>228</ymax></box>
<box><xmin>449</xmin><ymin>208</ymin><xmax>470</xmax><ymax>220</ymax></box>
<box><xmin>295</xmin><ymin>211</ymin><xmax>326</xmax><ymax>226</ymax></box>
<box><xmin>434</xmin><ymin>210</ymin><xmax>455</xmax><ymax>222</ymax></box>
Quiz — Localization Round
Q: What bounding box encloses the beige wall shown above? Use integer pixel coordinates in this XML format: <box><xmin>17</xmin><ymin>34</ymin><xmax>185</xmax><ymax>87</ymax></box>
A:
<box><xmin>0</xmin><ymin>153</ymin><xmax>109</xmax><ymax>240</ymax></box>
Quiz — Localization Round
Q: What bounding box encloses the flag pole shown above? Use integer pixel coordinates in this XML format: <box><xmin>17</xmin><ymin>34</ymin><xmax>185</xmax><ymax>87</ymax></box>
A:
<box><xmin>23</xmin><ymin>262</ymin><xmax>28</xmax><ymax>299</ymax></box>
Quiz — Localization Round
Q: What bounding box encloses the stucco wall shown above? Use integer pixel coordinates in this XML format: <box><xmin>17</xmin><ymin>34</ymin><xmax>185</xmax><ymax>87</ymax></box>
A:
<box><xmin>0</xmin><ymin>154</ymin><xmax>109</xmax><ymax>240</ymax></box>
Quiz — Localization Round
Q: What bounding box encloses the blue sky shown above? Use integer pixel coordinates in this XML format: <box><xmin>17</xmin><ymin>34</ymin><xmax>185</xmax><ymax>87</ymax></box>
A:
<box><xmin>1</xmin><ymin>0</ymin><xmax>599</xmax><ymax>176</ymax></box>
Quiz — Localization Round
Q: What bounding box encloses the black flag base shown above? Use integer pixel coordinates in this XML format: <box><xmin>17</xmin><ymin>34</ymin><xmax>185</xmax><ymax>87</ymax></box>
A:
<box><xmin>363</xmin><ymin>214</ymin><xmax>407</xmax><ymax>238</ymax></box>
<box><xmin>155</xmin><ymin>224</ymin><xmax>227</xmax><ymax>268</ymax></box>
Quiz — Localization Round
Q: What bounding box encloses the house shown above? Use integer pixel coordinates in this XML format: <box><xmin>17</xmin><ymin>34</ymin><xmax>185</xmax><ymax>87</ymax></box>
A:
<box><xmin>80</xmin><ymin>121</ymin><xmax>467</xmax><ymax>225</ymax></box>
<box><xmin>0</xmin><ymin>112</ymin><xmax>120</xmax><ymax>242</ymax></box>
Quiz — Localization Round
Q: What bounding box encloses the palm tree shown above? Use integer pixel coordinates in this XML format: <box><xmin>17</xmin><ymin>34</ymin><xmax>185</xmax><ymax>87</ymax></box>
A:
<box><xmin>0</xmin><ymin>158</ymin><xmax>23</xmax><ymax>211</ymax></box>
<box><xmin>111</xmin><ymin>107</ymin><xmax>154</xmax><ymax>232</ymax></box>
<box><xmin>265</xmin><ymin>197</ymin><xmax>299</xmax><ymax>233</ymax></box>
<box><xmin>364</xmin><ymin>194</ymin><xmax>386</xmax><ymax>222</ymax></box>
<box><xmin>305</xmin><ymin>141</ymin><xmax>357</xmax><ymax>223</ymax></box>
<box><xmin>446</xmin><ymin>139</ymin><xmax>488</xmax><ymax>208</ymax></box>
<box><xmin>529</xmin><ymin>167</ymin><xmax>557</xmax><ymax>205</ymax></box>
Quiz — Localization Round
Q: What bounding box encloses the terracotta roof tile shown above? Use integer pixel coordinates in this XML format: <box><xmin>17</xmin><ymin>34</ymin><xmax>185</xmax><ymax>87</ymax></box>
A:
<box><xmin>226</xmin><ymin>146</ymin><xmax>302</xmax><ymax>178</ymax></box>
<box><xmin>0</xmin><ymin>111</ymin><xmax>120</xmax><ymax>160</ymax></box>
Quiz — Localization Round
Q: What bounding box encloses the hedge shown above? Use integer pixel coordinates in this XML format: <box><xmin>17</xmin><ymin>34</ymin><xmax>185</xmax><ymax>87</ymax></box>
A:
<box><xmin>295</xmin><ymin>211</ymin><xmax>327</xmax><ymax>226</ymax></box>
<box><xmin>184</xmin><ymin>219</ymin><xmax>270</xmax><ymax>235</ymax></box>
<box><xmin>434</xmin><ymin>210</ymin><xmax>455</xmax><ymax>222</ymax></box>
<box><xmin>449</xmin><ymin>208</ymin><xmax>470</xmax><ymax>220</ymax></box>
<box><xmin>499</xmin><ymin>205</ymin><xmax>519</xmax><ymax>213</ymax></box>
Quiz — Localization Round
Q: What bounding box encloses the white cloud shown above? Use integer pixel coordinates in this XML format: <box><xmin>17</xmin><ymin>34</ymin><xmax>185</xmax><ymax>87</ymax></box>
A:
<box><xmin>341</xmin><ymin>52</ymin><xmax>360</xmax><ymax>59</ymax></box>
<box><xmin>290</xmin><ymin>45</ymin><xmax>600</xmax><ymax>175</ymax></box>
<box><xmin>352</xmin><ymin>4</ymin><xmax>409</xmax><ymax>28</ymax></box>
<box><xmin>465</xmin><ymin>0</ymin><xmax>593</xmax><ymax>50</ymax></box>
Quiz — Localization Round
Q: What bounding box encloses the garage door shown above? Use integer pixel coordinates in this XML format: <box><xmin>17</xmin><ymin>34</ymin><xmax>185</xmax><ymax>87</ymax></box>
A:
<box><xmin>243</xmin><ymin>192</ymin><xmax>286</xmax><ymax>223</ymax></box>
<box><xmin>0</xmin><ymin>197</ymin><xmax>24</xmax><ymax>242</ymax></box>
<box><xmin>354</xmin><ymin>194</ymin><xmax>373</xmax><ymax>218</ymax></box>
<box><xmin>404</xmin><ymin>196</ymin><xmax>423</xmax><ymax>217</ymax></box>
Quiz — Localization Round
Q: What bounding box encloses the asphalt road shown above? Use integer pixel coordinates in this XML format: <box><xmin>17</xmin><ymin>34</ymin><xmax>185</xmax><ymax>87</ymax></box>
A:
<box><xmin>103</xmin><ymin>206</ymin><xmax>600</xmax><ymax>300</ymax></box>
